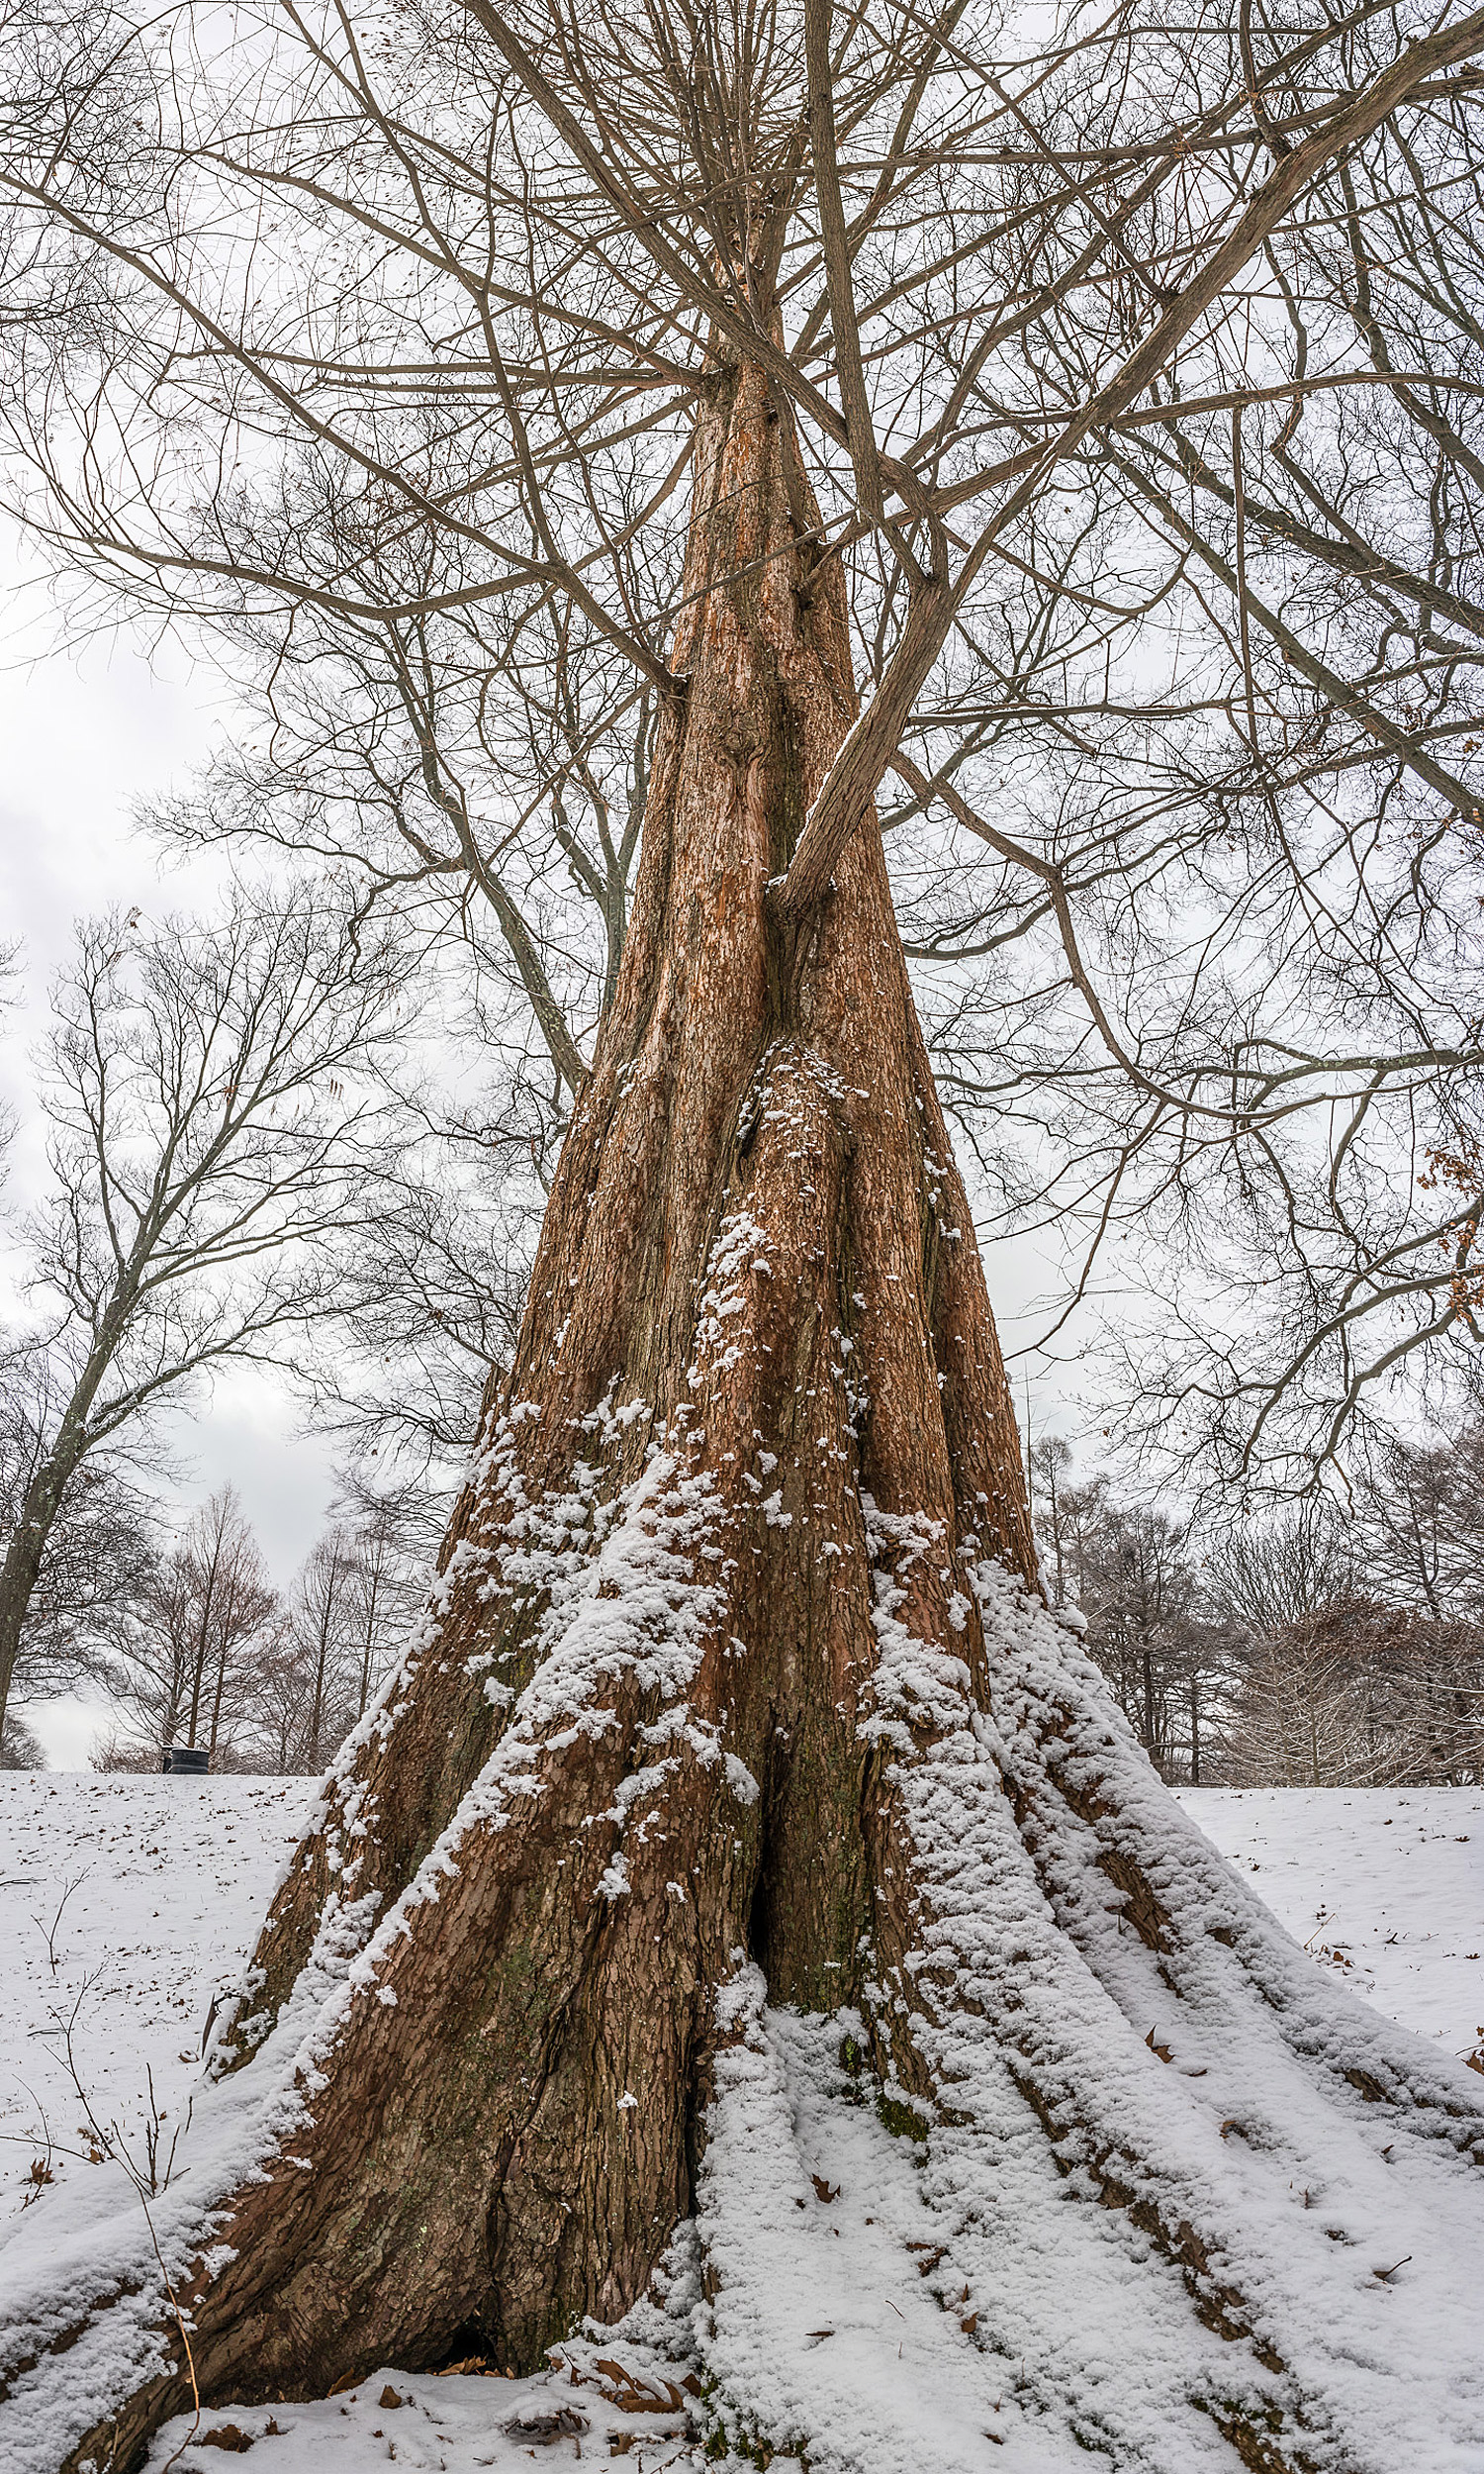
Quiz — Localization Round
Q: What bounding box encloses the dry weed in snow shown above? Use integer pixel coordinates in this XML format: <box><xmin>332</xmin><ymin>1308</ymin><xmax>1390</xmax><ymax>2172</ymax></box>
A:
<box><xmin>0</xmin><ymin>1777</ymin><xmax>314</xmax><ymax>2217</ymax></box>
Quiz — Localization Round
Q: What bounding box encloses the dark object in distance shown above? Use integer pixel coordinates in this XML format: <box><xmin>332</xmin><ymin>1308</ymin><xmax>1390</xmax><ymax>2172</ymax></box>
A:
<box><xmin>162</xmin><ymin>1744</ymin><xmax>210</xmax><ymax>1775</ymax></box>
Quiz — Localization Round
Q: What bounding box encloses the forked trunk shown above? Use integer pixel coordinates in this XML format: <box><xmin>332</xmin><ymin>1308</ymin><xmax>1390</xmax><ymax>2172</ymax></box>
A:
<box><xmin>9</xmin><ymin>356</ymin><xmax>1484</xmax><ymax>2474</ymax></box>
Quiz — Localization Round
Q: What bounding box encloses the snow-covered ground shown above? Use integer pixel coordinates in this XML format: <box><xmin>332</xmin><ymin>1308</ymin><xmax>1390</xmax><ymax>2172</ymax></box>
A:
<box><xmin>1175</xmin><ymin>1787</ymin><xmax>1484</xmax><ymax>2066</ymax></box>
<box><xmin>1</xmin><ymin>1773</ymin><xmax>1481</xmax><ymax>2471</ymax></box>
<box><xmin>0</xmin><ymin>1773</ymin><xmax>315</xmax><ymax>2219</ymax></box>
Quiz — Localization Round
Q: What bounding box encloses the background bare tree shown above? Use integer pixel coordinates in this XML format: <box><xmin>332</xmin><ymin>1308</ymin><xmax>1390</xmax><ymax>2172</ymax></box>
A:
<box><xmin>1216</xmin><ymin>1470</ymin><xmax>1484</xmax><ymax>1780</ymax></box>
<box><xmin>99</xmin><ymin>1485</ymin><xmax>277</xmax><ymax>1764</ymax></box>
<box><xmin>0</xmin><ymin>1335</ymin><xmax>158</xmax><ymax>1717</ymax></box>
<box><xmin>0</xmin><ymin>1706</ymin><xmax>46</xmax><ymax>1766</ymax></box>
<box><xmin>1230</xmin><ymin>1598</ymin><xmax>1484</xmax><ymax>1783</ymax></box>
<box><xmin>0</xmin><ymin>883</ymin><xmax>406</xmax><ymax>1741</ymax></box>
<box><xmin>325</xmin><ymin>1471</ymin><xmax>439</xmax><ymax>1721</ymax></box>
<box><xmin>305</xmin><ymin>1094</ymin><xmax>542</xmax><ymax>1486</ymax></box>
<box><xmin>208</xmin><ymin>1485</ymin><xmax>430</xmax><ymax>1772</ymax></box>
<box><xmin>1037</xmin><ymin>1453</ymin><xmax>1484</xmax><ymax>1781</ymax></box>
<box><xmin>1035</xmin><ymin>1462</ymin><xmax>1236</xmax><ymax>1779</ymax></box>
<box><xmin>90</xmin><ymin>1477</ymin><xmax>431</xmax><ymax>1771</ymax></box>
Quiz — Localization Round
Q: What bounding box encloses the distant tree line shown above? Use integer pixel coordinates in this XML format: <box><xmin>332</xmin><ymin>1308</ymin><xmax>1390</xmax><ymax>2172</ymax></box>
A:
<box><xmin>0</xmin><ymin>1465</ymin><xmax>432</xmax><ymax>1773</ymax></box>
<box><xmin>1033</xmin><ymin>1432</ymin><xmax>1484</xmax><ymax>1787</ymax></box>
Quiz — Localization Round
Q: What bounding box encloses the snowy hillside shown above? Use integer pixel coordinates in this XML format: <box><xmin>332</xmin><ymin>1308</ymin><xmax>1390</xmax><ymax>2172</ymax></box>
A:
<box><xmin>1176</xmin><ymin>1788</ymin><xmax>1484</xmax><ymax>2066</ymax></box>
<box><xmin>1</xmin><ymin>1772</ymin><xmax>1481</xmax><ymax>2472</ymax></box>
<box><xmin>0</xmin><ymin>1774</ymin><xmax>315</xmax><ymax>2226</ymax></box>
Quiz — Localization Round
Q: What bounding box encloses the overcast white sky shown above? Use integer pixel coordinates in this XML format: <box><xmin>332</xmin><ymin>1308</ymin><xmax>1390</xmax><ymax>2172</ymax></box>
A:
<box><xmin>0</xmin><ymin>523</ymin><xmax>342</xmax><ymax>1764</ymax></box>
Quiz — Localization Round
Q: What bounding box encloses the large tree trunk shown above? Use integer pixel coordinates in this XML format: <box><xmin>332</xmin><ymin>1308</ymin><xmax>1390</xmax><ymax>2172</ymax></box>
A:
<box><xmin>7</xmin><ymin>355</ymin><xmax>1483</xmax><ymax>2474</ymax></box>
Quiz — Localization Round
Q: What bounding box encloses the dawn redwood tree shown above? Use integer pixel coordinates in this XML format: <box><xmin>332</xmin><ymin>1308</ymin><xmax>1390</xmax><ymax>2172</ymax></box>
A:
<box><xmin>4</xmin><ymin>5</ymin><xmax>1484</xmax><ymax>2470</ymax></box>
<box><xmin>20</xmin><ymin>390</ymin><xmax>1480</xmax><ymax>2466</ymax></box>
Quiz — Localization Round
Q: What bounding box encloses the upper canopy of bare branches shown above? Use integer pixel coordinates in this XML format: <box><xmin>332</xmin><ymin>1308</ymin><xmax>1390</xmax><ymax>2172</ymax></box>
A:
<box><xmin>6</xmin><ymin>0</ymin><xmax>1484</xmax><ymax>1481</ymax></box>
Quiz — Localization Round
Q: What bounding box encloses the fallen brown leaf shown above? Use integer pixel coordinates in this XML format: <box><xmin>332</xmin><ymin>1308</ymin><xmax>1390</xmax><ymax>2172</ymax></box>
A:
<box><xmin>591</xmin><ymin>2358</ymin><xmax>685</xmax><ymax>2414</ymax></box>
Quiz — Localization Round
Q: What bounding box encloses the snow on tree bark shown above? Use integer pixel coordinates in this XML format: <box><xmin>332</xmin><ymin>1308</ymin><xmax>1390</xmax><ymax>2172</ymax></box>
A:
<box><xmin>8</xmin><ymin>352</ymin><xmax>1484</xmax><ymax>2474</ymax></box>
<box><xmin>194</xmin><ymin>344</ymin><xmax>1033</xmax><ymax>2372</ymax></box>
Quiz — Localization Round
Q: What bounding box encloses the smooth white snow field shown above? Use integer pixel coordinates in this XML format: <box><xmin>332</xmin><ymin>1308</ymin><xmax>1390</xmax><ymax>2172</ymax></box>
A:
<box><xmin>1</xmin><ymin>1771</ymin><xmax>1481</xmax><ymax>2472</ymax></box>
<box><xmin>1175</xmin><ymin>1787</ymin><xmax>1484</xmax><ymax>2066</ymax></box>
